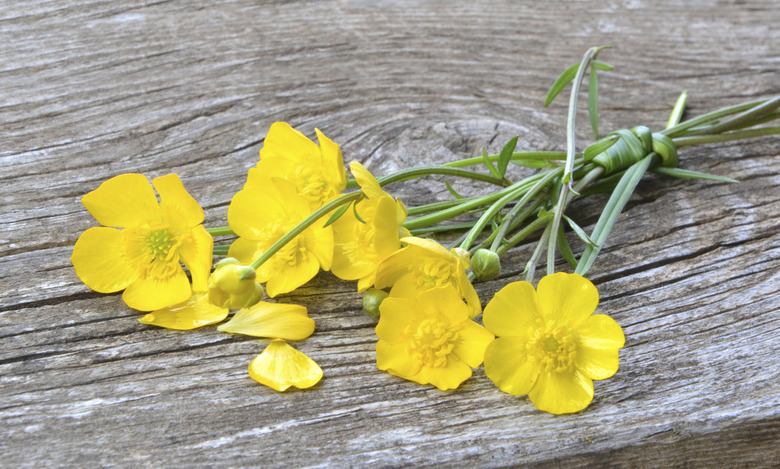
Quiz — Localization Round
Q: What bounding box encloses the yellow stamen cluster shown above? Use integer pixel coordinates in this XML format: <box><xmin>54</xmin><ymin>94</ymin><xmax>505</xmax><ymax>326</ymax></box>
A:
<box><xmin>406</xmin><ymin>318</ymin><xmax>461</xmax><ymax>368</ymax></box>
<box><xmin>527</xmin><ymin>325</ymin><xmax>577</xmax><ymax>373</ymax></box>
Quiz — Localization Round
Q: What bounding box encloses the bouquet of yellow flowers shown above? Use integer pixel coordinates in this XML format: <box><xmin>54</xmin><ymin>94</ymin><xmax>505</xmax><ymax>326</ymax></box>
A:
<box><xmin>71</xmin><ymin>47</ymin><xmax>780</xmax><ymax>414</ymax></box>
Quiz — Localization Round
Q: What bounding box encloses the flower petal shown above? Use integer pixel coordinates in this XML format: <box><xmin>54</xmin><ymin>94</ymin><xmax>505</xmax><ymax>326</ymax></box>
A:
<box><xmin>316</xmin><ymin>128</ymin><xmax>347</xmax><ymax>192</ymax></box>
<box><xmin>263</xmin><ymin>251</ymin><xmax>320</xmax><ymax>297</ymax></box>
<box><xmin>376</xmin><ymin>297</ymin><xmax>418</xmax><ymax>342</ymax></box>
<box><xmin>528</xmin><ymin>369</ymin><xmax>594</xmax><ymax>415</ymax></box>
<box><xmin>576</xmin><ymin>345</ymin><xmax>621</xmax><ymax>380</ymax></box>
<box><xmin>349</xmin><ymin>161</ymin><xmax>383</xmax><ymax>200</ymax></box>
<box><xmin>81</xmin><ymin>173</ymin><xmax>162</xmax><ymax>228</ymax></box>
<box><xmin>577</xmin><ymin>314</ymin><xmax>626</xmax><ymax>350</ymax></box>
<box><xmin>122</xmin><ymin>268</ymin><xmax>191</xmax><ymax>311</ymax></box>
<box><xmin>537</xmin><ymin>272</ymin><xmax>599</xmax><ymax>327</ymax></box>
<box><xmin>483</xmin><ymin>281</ymin><xmax>544</xmax><ymax>337</ymax></box>
<box><xmin>217</xmin><ymin>302</ymin><xmax>314</xmax><ymax>340</ymax></box>
<box><xmin>248</xmin><ymin>339</ymin><xmax>323</xmax><ymax>392</ymax></box>
<box><xmin>376</xmin><ymin>340</ymin><xmax>422</xmax><ymax>378</ymax></box>
<box><xmin>71</xmin><ymin>227</ymin><xmax>139</xmax><ymax>293</ymax></box>
<box><xmin>484</xmin><ymin>336</ymin><xmax>539</xmax><ymax>396</ymax></box>
<box><xmin>227</xmin><ymin>237</ymin><xmax>264</xmax><ymax>265</ymax></box>
<box><xmin>407</xmin><ymin>355</ymin><xmax>473</xmax><ymax>391</ymax></box>
<box><xmin>138</xmin><ymin>292</ymin><xmax>228</xmax><ymax>330</ymax></box>
<box><xmin>177</xmin><ymin>225</ymin><xmax>214</xmax><ymax>292</ymax></box>
<box><xmin>452</xmin><ymin>319</ymin><xmax>494</xmax><ymax>369</ymax></box>
<box><xmin>153</xmin><ymin>174</ymin><xmax>204</xmax><ymax>232</ymax></box>
<box><xmin>260</xmin><ymin>122</ymin><xmax>320</xmax><ymax>164</ymax></box>
<box><xmin>455</xmin><ymin>260</ymin><xmax>482</xmax><ymax>318</ymax></box>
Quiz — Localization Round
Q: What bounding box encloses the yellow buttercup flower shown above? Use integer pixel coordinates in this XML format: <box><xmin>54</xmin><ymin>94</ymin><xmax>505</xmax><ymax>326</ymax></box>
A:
<box><xmin>248</xmin><ymin>339</ymin><xmax>323</xmax><ymax>392</ymax></box>
<box><xmin>482</xmin><ymin>272</ymin><xmax>625</xmax><ymax>415</ymax></box>
<box><xmin>332</xmin><ymin>162</ymin><xmax>410</xmax><ymax>292</ymax></box>
<box><xmin>217</xmin><ymin>302</ymin><xmax>315</xmax><ymax>340</ymax></box>
<box><xmin>71</xmin><ymin>173</ymin><xmax>213</xmax><ymax>311</ymax></box>
<box><xmin>138</xmin><ymin>292</ymin><xmax>228</xmax><ymax>330</ymax></box>
<box><xmin>207</xmin><ymin>258</ymin><xmax>265</xmax><ymax>309</ymax></box>
<box><xmin>374</xmin><ymin>237</ymin><xmax>482</xmax><ymax>318</ymax></box>
<box><xmin>376</xmin><ymin>286</ymin><xmax>494</xmax><ymax>390</ymax></box>
<box><xmin>227</xmin><ymin>177</ymin><xmax>334</xmax><ymax>297</ymax></box>
<box><xmin>246</xmin><ymin>122</ymin><xmax>347</xmax><ymax>209</ymax></box>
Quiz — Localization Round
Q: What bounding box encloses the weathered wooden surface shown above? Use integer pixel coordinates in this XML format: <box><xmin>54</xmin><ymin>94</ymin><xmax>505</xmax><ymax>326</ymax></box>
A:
<box><xmin>2</xmin><ymin>0</ymin><xmax>779</xmax><ymax>467</ymax></box>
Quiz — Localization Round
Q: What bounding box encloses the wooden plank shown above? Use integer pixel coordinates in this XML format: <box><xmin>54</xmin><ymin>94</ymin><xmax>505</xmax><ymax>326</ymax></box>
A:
<box><xmin>1</xmin><ymin>0</ymin><xmax>778</xmax><ymax>466</ymax></box>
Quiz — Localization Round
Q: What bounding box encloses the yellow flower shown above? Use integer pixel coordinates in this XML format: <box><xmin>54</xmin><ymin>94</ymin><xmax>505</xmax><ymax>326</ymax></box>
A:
<box><xmin>71</xmin><ymin>173</ymin><xmax>212</xmax><ymax>311</ymax></box>
<box><xmin>207</xmin><ymin>258</ymin><xmax>265</xmax><ymax>309</ymax></box>
<box><xmin>248</xmin><ymin>339</ymin><xmax>323</xmax><ymax>392</ymax></box>
<box><xmin>138</xmin><ymin>292</ymin><xmax>228</xmax><ymax>330</ymax></box>
<box><xmin>217</xmin><ymin>302</ymin><xmax>315</xmax><ymax>340</ymax></box>
<box><xmin>376</xmin><ymin>286</ymin><xmax>494</xmax><ymax>391</ymax></box>
<box><xmin>246</xmin><ymin>122</ymin><xmax>347</xmax><ymax>208</ymax></box>
<box><xmin>374</xmin><ymin>237</ymin><xmax>482</xmax><ymax>318</ymax></box>
<box><xmin>227</xmin><ymin>177</ymin><xmax>334</xmax><ymax>297</ymax></box>
<box><xmin>482</xmin><ymin>272</ymin><xmax>625</xmax><ymax>415</ymax></box>
<box><xmin>332</xmin><ymin>162</ymin><xmax>409</xmax><ymax>292</ymax></box>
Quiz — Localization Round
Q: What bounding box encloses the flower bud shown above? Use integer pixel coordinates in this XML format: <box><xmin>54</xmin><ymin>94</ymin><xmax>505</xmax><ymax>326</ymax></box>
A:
<box><xmin>208</xmin><ymin>258</ymin><xmax>264</xmax><ymax>309</ymax></box>
<box><xmin>362</xmin><ymin>288</ymin><xmax>389</xmax><ymax>317</ymax></box>
<box><xmin>471</xmin><ymin>248</ymin><xmax>501</xmax><ymax>281</ymax></box>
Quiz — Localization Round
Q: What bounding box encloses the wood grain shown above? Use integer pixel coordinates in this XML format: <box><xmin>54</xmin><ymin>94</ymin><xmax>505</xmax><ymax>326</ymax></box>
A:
<box><xmin>2</xmin><ymin>0</ymin><xmax>779</xmax><ymax>466</ymax></box>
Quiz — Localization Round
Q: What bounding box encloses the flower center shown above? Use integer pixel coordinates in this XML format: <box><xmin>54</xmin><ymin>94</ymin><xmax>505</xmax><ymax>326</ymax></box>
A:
<box><xmin>415</xmin><ymin>259</ymin><xmax>455</xmax><ymax>290</ymax></box>
<box><xmin>406</xmin><ymin>318</ymin><xmax>461</xmax><ymax>368</ymax></box>
<box><xmin>527</xmin><ymin>324</ymin><xmax>577</xmax><ymax>373</ymax></box>
<box><xmin>294</xmin><ymin>166</ymin><xmax>333</xmax><ymax>205</ymax></box>
<box><xmin>145</xmin><ymin>229</ymin><xmax>175</xmax><ymax>260</ymax></box>
<box><xmin>124</xmin><ymin>226</ymin><xmax>183</xmax><ymax>279</ymax></box>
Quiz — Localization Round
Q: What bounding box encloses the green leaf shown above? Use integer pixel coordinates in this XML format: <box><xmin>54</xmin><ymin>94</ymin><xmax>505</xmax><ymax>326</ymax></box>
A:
<box><xmin>588</xmin><ymin>66</ymin><xmax>600</xmax><ymax>139</ymax></box>
<box><xmin>592</xmin><ymin>60</ymin><xmax>613</xmax><ymax>71</ymax></box>
<box><xmin>556</xmin><ymin>225</ymin><xmax>578</xmax><ymax>269</ymax></box>
<box><xmin>545</xmin><ymin>62</ymin><xmax>580</xmax><ymax>107</ymax></box>
<box><xmin>352</xmin><ymin>201</ymin><xmax>367</xmax><ymax>224</ymax></box>
<box><xmin>510</xmin><ymin>159</ymin><xmax>552</xmax><ymax>169</ymax></box>
<box><xmin>563</xmin><ymin>215</ymin><xmax>599</xmax><ymax>248</ymax></box>
<box><xmin>482</xmin><ymin>147</ymin><xmax>501</xmax><ymax>179</ymax></box>
<box><xmin>651</xmin><ymin>166</ymin><xmax>739</xmax><ymax>183</ymax></box>
<box><xmin>322</xmin><ymin>201</ymin><xmax>351</xmax><ymax>228</ymax></box>
<box><xmin>444</xmin><ymin>180</ymin><xmax>464</xmax><ymax>199</ymax></box>
<box><xmin>497</xmin><ymin>136</ymin><xmax>518</xmax><ymax>178</ymax></box>
<box><xmin>583</xmin><ymin>135</ymin><xmax>619</xmax><ymax>161</ymax></box>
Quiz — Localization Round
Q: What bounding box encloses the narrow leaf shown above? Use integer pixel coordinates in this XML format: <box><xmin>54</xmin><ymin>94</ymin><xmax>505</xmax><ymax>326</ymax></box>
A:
<box><xmin>588</xmin><ymin>66</ymin><xmax>600</xmax><ymax>139</ymax></box>
<box><xmin>583</xmin><ymin>135</ymin><xmax>619</xmax><ymax>161</ymax></box>
<box><xmin>352</xmin><ymin>201</ymin><xmax>367</xmax><ymax>224</ymax></box>
<box><xmin>651</xmin><ymin>166</ymin><xmax>739</xmax><ymax>183</ymax></box>
<box><xmin>563</xmin><ymin>214</ymin><xmax>599</xmax><ymax>248</ymax></box>
<box><xmin>556</xmin><ymin>225</ymin><xmax>578</xmax><ymax>269</ymax></box>
<box><xmin>322</xmin><ymin>201</ymin><xmax>351</xmax><ymax>228</ymax></box>
<box><xmin>482</xmin><ymin>147</ymin><xmax>501</xmax><ymax>179</ymax></box>
<box><xmin>545</xmin><ymin>62</ymin><xmax>580</xmax><ymax>107</ymax></box>
<box><xmin>497</xmin><ymin>136</ymin><xmax>519</xmax><ymax>178</ymax></box>
<box><xmin>444</xmin><ymin>180</ymin><xmax>464</xmax><ymax>199</ymax></box>
<box><xmin>510</xmin><ymin>159</ymin><xmax>554</xmax><ymax>168</ymax></box>
<box><xmin>592</xmin><ymin>61</ymin><xmax>613</xmax><ymax>71</ymax></box>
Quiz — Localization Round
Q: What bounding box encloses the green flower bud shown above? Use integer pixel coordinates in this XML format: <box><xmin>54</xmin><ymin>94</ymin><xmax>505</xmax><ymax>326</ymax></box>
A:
<box><xmin>362</xmin><ymin>288</ymin><xmax>389</xmax><ymax>317</ymax></box>
<box><xmin>208</xmin><ymin>258</ymin><xmax>264</xmax><ymax>309</ymax></box>
<box><xmin>471</xmin><ymin>248</ymin><xmax>501</xmax><ymax>281</ymax></box>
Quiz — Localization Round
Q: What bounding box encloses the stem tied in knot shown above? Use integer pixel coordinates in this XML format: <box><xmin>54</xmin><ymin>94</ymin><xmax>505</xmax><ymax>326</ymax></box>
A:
<box><xmin>591</xmin><ymin>125</ymin><xmax>678</xmax><ymax>174</ymax></box>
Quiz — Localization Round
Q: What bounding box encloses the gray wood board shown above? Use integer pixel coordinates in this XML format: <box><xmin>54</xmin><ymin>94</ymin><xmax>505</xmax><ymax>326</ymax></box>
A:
<box><xmin>2</xmin><ymin>0</ymin><xmax>779</xmax><ymax>467</ymax></box>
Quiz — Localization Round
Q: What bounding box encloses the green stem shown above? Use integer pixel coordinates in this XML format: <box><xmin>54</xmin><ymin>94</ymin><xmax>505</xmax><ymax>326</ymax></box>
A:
<box><xmin>661</xmin><ymin>97</ymin><xmax>771</xmax><ymax>138</ymax></box>
<box><xmin>673</xmin><ymin>126</ymin><xmax>780</xmax><ymax>147</ymax></box>
<box><xmin>206</xmin><ymin>226</ymin><xmax>235</xmax><ymax>236</ymax></box>
<box><xmin>248</xmin><ymin>191</ymin><xmax>362</xmax><ymax>270</ymax></box>
<box><xmin>376</xmin><ymin>166</ymin><xmax>508</xmax><ymax>187</ymax></box>
<box><xmin>443</xmin><ymin>151</ymin><xmax>567</xmax><ymax>168</ymax></box>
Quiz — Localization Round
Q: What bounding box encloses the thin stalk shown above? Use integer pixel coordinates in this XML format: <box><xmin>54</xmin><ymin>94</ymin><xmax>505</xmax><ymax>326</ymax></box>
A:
<box><xmin>673</xmin><ymin>126</ymin><xmax>780</xmax><ymax>147</ymax></box>
<box><xmin>206</xmin><ymin>226</ymin><xmax>235</xmax><ymax>236</ymax></box>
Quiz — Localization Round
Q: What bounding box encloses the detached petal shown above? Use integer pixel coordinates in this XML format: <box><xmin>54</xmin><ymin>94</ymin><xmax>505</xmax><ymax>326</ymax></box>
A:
<box><xmin>248</xmin><ymin>339</ymin><xmax>323</xmax><ymax>392</ymax></box>
<box><xmin>153</xmin><ymin>174</ymin><xmax>204</xmax><ymax>232</ymax></box>
<box><xmin>528</xmin><ymin>369</ymin><xmax>594</xmax><ymax>415</ymax></box>
<box><xmin>81</xmin><ymin>173</ymin><xmax>162</xmax><ymax>228</ymax></box>
<box><xmin>217</xmin><ymin>302</ymin><xmax>315</xmax><ymax>340</ymax></box>
<box><xmin>537</xmin><ymin>272</ymin><xmax>599</xmax><ymax>327</ymax></box>
<box><xmin>72</xmin><ymin>227</ymin><xmax>139</xmax><ymax>293</ymax></box>
<box><xmin>138</xmin><ymin>292</ymin><xmax>228</xmax><ymax>330</ymax></box>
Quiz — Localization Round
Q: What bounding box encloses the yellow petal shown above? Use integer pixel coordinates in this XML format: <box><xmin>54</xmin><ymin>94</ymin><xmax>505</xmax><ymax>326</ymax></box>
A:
<box><xmin>261</xmin><ymin>122</ymin><xmax>320</xmax><ymax>164</ymax></box>
<box><xmin>372</xmin><ymin>195</ymin><xmax>403</xmax><ymax>257</ymax></box>
<box><xmin>217</xmin><ymin>302</ymin><xmax>314</xmax><ymax>340</ymax></box>
<box><xmin>483</xmin><ymin>281</ymin><xmax>544</xmax><ymax>337</ymax></box>
<box><xmin>452</xmin><ymin>319</ymin><xmax>494</xmax><ymax>369</ymax></box>
<box><xmin>417</xmin><ymin>286</ymin><xmax>469</xmax><ymax>324</ymax></box>
<box><xmin>81</xmin><ymin>173</ymin><xmax>162</xmax><ymax>228</ymax></box>
<box><xmin>228</xmin><ymin>237</ymin><xmax>264</xmax><ymax>265</ymax></box>
<box><xmin>316</xmin><ymin>128</ymin><xmax>347</xmax><ymax>192</ymax></box>
<box><xmin>248</xmin><ymin>339</ymin><xmax>323</xmax><ymax>392</ymax></box>
<box><xmin>577</xmin><ymin>314</ymin><xmax>626</xmax><ymax>350</ymax></box>
<box><xmin>305</xmin><ymin>220</ymin><xmax>334</xmax><ymax>271</ymax></box>
<box><xmin>348</xmin><ymin>161</ymin><xmax>383</xmax><ymax>199</ymax></box>
<box><xmin>263</xmin><ymin>250</ymin><xmax>320</xmax><ymax>297</ymax></box>
<box><xmin>528</xmin><ymin>369</ymin><xmax>594</xmax><ymax>415</ymax></box>
<box><xmin>484</xmin><ymin>336</ymin><xmax>540</xmax><ymax>396</ymax></box>
<box><xmin>407</xmin><ymin>355</ymin><xmax>473</xmax><ymax>391</ymax></box>
<box><xmin>71</xmin><ymin>227</ymin><xmax>139</xmax><ymax>293</ymax></box>
<box><xmin>122</xmin><ymin>268</ymin><xmax>191</xmax><ymax>311</ymax></box>
<box><xmin>376</xmin><ymin>340</ymin><xmax>422</xmax><ymax>378</ymax></box>
<box><xmin>177</xmin><ymin>225</ymin><xmax>214</xmax><ymax>292</ymax></box>
<box><xmin>400</xmin><ymin>236</ymin><xmax>451</xmax><ymax>257</ymax></box>
<box><xmin>138</xmin><ymin>292</ymin><xmax>228</xmax><ymax>330</ymax></box>
<box><xmin>537</xmin><ymin>272</ymin><xmax>599</xmax><ymax>327</ymax></box>
<box><xmin>376</xmin><ymin>296</ymin><xmax>418</xmax><ymax>342</ymax></box>
<box><xmin>153</xmin><ymin>174</ymin><xmax>204</xmax><ymax>232</ymax></box>
<box><xmin>227</xmin><ymin>183</ymin><xmax>288</xmax><ymax>240</ymax></box>
<box><xmin>455</xmin><ymin>262</ymin><xmax>482</xmax><ymax>318</ymax></box>
<box><xmin>576</xmin><ymin>345</ymin><xmax>621</xmax><ymax>380</ymax></box>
